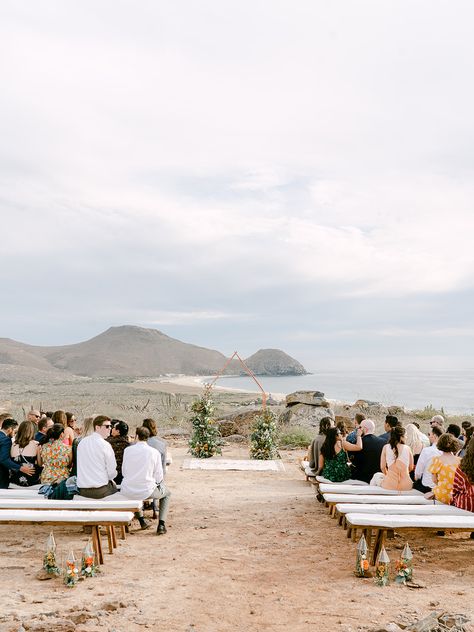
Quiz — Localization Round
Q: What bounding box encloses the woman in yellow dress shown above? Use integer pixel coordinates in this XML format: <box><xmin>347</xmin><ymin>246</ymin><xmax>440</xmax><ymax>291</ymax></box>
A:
<box><xmin>428</xmin><ymin>433</ymin><xmax>461</xmax><ymax>504</ymax></box>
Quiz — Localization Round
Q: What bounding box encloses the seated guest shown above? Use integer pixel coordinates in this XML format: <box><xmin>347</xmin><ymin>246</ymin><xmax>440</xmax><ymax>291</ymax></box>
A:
<box><xmin>428</xmin><ymin>433</ymin><xmax>461</xmax><ymax>504</ymax></box>
<box><xmin>77</xmin><ymin>416</ymin><xmax>117</xmax><ymax>498</ymax></box>
<box><xmin>352</xmin><ymin>419</ymin><xmax>386</xmax><ymax>484</ymax></box>
<box><xmin>305</xmin><ymin>417</ymin><xmax>334</xmax><ymax>476</ymax></box>
<box><xmin>378</xmin><ymin>415</ymin><xmax>400</xmax><ymax>443</ymax></box>
<box><xmin>10</xmin><ymin>420</ymin><xmax>42</xmax><ymax>486</ymax></box>
<box><xmin>34</xmin><ymin>416</ymin><xmax>53</xmax><ymax>442</ymax></box>
<box><xmin>0</xmin><ymin>418</ymin><xmax>35</xmax><ymax>488</ymax></box>
<box><xmin>451</xmin><ymin>438</ymin><xmax>474</xmax><ymax>513</ymax></box>
<box><xmin>106</xmin><ymin>420</ymin><xmax>130</xmax><ymax>484</ymax></box>
<box><xmin>26</xmin><ymin>409</ymin><xmax>41</xmax><ymax>424</ymax></box>
<box><xmin>346</xmin><ymin>413</ymin><xmax>366</xmax><ymax>444</ymax></box>
<box><xmin>121</xmin><ymin>426</ymin><xmax>171</xmax><ymax>535</ymax></box>
<box><xmin>70</xmin><ymin>415</ymin><xmax>96</xmax><ymax>477</ymax></box>
<box><xmin>318</xmin><ymin>426</ymin><xmax>362</xmax><ymax>482</ymax></box>
<box><xmin>52</xmin><ymin>410</ymin><xmax>75</xmax><ymax>446</ymax></box>
<box><xmin>37</xmin><ymin>424</ymin><xmax>72</xmax><ymax>484</ymax></box>
<box><xmin>143</xmin><ymin>418</ymin><xmax>170</xmax><ymax>473</ymax></box>
<box><xmin>459</xmin><ymin>426</ymin><xmax>474</xmax><ymax>458</ymax></box>
<box><xmin>375</xmin><ymin>426</ymin><xmax>414</xmax><ymax>491</ymax></box>
<box><xmin>405</xmin><ymin>423</ymin><xmax>429</xmax><ymax>466</ymax></box>
<box><xmin>430</xmin><ymin>414</ymin><xmax>445</xmax><ymax>430</ymax></box>
<box><xmin>413</xmin><ymin>425</ymin><xmax>443</xmax><ymax>492</ymax></box>
<box><xmin>447</xmin><ymin>424</ymin><xmax>463</xmax><ymax>450</ymax></box>
<box><xmin>66</xmin><ymin>412</ymin><xmax>80</xmax><ymax>439</ymax></box>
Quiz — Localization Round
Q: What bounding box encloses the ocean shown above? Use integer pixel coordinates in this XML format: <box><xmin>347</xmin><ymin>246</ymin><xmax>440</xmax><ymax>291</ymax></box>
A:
<box><xmin>209</xmin><ymin>370</ymin><xmax>474</xmax><ymax>415</ymax></box>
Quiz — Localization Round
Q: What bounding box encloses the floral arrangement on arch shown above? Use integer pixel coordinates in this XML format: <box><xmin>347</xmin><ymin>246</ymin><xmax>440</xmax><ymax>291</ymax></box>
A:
<box><xmin>188</xmin><ymin>385</ymin><xmax>222</xmax><ymax>458</ymax></box>
<box><xmin>249</xmin><ymin>408</ymin><xmax>278</xmax><ymax>460</ymax></box>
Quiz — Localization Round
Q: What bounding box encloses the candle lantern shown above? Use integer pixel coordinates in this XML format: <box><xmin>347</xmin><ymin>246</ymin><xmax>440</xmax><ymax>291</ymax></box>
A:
<box><xmin>81</xmin><ymin>539</ymin><xmax>99</xmax><ymax>577</ymax></box>
<box><xmin>43</xmin><ymin>532</ymin><xmax>60</xmax><ymax>576</ymax></box>
<box><xmin>395</xmin><ymin>543</ymin><xmax>413</xmax><ymax>584</ymax></box>
<box><xmin>64</xmin><ymin>550</ymin><xmax>79</xmax><ymax>587</ymax></box>
<box><xmin>374</xmin><ymin>546</ymin><xmax>390</xmax><ymax>586</ymax></box>
<box><xmin>355</xmin><ymin>534</ymin><xmax>370</xmax><ymax>577</ymax></box>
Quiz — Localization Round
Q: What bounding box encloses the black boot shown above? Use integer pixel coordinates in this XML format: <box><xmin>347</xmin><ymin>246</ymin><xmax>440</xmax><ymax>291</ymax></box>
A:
<box><xmin>157</xmin><ymin>520</ymin><xmax>167</xmax><ymax>535</ymax></box>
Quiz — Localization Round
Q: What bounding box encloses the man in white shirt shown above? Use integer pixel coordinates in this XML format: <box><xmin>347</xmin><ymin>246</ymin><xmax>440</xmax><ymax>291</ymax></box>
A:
<box><xmin>121</xmin><ymin>426</ymin><xmax>171</xmax><ymax>535</ymax></box>
<box><xmin>77</xmin><ymin>416</ymin><xmax>118</xmax><ymax>498</ymax></box>
<box><xmin>414</xmin><ymin>425</ymin><xmax>443</xmax><ymax>493</ymax></box>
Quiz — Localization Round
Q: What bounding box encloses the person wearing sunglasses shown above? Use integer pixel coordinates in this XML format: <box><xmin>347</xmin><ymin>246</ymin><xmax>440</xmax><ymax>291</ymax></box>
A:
<box><xmin>76</xmin><ymin>415</ymin><xmax>118</xmax><ymax>499</ymax></box>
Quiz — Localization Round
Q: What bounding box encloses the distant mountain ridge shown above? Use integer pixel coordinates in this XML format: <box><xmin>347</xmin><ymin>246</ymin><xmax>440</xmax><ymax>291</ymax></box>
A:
<box><xmin>0</xmin><ymin>326</ymin><xmax>307</xmax><ymax>379</ymax></box>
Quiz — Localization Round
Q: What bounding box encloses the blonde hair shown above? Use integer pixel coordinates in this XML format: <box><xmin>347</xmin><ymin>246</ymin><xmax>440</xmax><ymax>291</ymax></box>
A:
<box><xmin>405</xmin><ymin>423</ymin><xmax>425</xmax><ymax>454</ymax></box>
<box><xmin>81</xmin><ymin>416</ymin><xmax>97</xmax><ymax>438</ymax></box>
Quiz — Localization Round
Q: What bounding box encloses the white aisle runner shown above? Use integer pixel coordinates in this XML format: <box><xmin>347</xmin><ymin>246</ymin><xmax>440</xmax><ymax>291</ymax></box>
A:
<box><xmin>182</xmin><ymin>458</ymin><xmax>285</xmax><ymax>472</ymax></box>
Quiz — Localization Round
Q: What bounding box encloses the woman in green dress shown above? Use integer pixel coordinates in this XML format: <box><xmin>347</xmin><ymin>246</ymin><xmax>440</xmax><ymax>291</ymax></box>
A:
<box><xmin>319</xmin><ymin>427</ymin><xmax>363</xmax><ymax>482</ymax></box>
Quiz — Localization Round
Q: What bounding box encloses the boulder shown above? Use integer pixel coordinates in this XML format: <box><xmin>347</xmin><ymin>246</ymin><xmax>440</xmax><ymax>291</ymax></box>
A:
<box><xmin>285</xmin><ymin>391</ymin><xmax>328</xmax><ymax>407</ymax></box>
<box><xmin>279</xmin><ymin>403</ymin><xmax>334</xmax><ymax>429</ymax></box>
<box><xmin>216</xmin><ymin>410</ymin><xmax>262</xmax><ymax>437</ymax></box>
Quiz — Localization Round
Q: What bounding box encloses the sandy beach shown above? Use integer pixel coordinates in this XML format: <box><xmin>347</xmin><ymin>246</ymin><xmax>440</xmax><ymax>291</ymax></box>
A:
<box><xmin>1</xmin><ymin>443</ymin><xmax>473</xmax><ymax>632</ymax></box>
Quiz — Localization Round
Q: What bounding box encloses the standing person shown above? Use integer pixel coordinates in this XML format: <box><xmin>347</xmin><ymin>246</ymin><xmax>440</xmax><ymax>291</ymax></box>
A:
<box><xmin>0</xmin><ymin>419</ymin><xmax>35</xmax><ymax>488</ymax></box>
<box><xmin>318</xmin><ymin>426</ymin><xmax>362</xmax><ymax>482</ymax></box>
<box><xmin>413</xmin><ymin>425</ymin><xmax>443</xmax><ymax>493</ymax></box>
<box><xmin>451</xmin><ymin>438</ymin><xmax>474</xmax><ymax>513</ymax></box>
<box><xmin>76</xmin><ymin>416</ymin><xmax>117</xmax><ymax>499</ymax></box>
<box><xmin>352</xmin><ymin>419</ymin><xmax>386</xmax><ymax>484</ymax></box>
<box><xmin>376</xmin><ymin>426</ymin><xmax>414</xmax><ymax>491</ymax></box>
<box><xmin>106</xmin><ymin>420</ymin><xmax>130</xmax><ymax>484</ymax></box>
<box><xmin>428</xmin><ymin>433</ymin><xmax>461</xmax><ymax>504</ymax></box>
<box><xmin>37</xmin><ymin>424</ymin><xmax>72</xmax><ymax>485</ymax></box>
<box><xmin>10</xmin><ymin>420</ymin><xmax>42</xmax><ymax>486</ymax></box>
<box><xmin>121</xmin><ymin>426</ymin><xmax>171</xmax><ymax>535</ymax></box>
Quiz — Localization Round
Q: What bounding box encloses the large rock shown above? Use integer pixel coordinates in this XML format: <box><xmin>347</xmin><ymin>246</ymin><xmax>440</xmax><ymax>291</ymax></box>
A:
<box><xmin>279</xmin><ymin>403</ymin><xmax>334</xmax><ymax>429</ymax></box>
<box><xmin>216</xmin><ymin>410</ymin><xmax>262</xmax><ymax>437</ymax></box>
<box><xmin>286</xmin><ymin>391</ymin><xmax>329</xmax><ymax>407</ymax></box>
<box><xmin>244</xmin><ymin>349</ymin><xmax>308</xmax><ymax>376</ymax></box>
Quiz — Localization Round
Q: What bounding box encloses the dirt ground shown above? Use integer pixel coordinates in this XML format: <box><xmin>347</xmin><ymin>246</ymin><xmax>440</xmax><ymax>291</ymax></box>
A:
<box><xmin>0</xmin><ymin>444</ymin><xmax>473</xmax><ymax>632</ymax></box>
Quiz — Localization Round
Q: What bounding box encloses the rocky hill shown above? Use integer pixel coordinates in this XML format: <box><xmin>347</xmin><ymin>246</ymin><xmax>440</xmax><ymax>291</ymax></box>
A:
<box><xmin>244</xmin><ymin>349</ymin><xmax>308</xmax><ymax>376</ymax></box>
<box><xmin>0</xmin><ymin>327</ymin><xmax>307</xmax><ymax>379</ymax></box>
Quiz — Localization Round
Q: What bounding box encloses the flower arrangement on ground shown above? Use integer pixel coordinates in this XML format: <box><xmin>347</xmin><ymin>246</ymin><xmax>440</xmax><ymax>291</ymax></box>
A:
<box><xmin>395</xmin><ymin>543</ymin><xmax>413</xmax><ymax>584</ymax></box>
<box><xmin>374</xmin><ymin>547</ymin><xmax>390</xmax><ymax>586</ymax></box>
<box><xmin>188</xmin><ymin>385</ymin><xmax>222</xmax><ymax>458</ymax></box>
<box><xmin>64</xmin><ymin>550</ymin><xmax>79</xmax><ymax>587</ymax></box>
<box><xmin>250</xmin><ymin>408</ymin><xmax>278</xmax><ymax>460</ymax></box>
<box><xmin>81</xmin><ymin>539</ymin><xmax>99</xmax><ymax>578</ymax></box>
<box><xmin>43</xmin><ymin>532</ymin><xmax>60</xmax><ymax>576</ymax></box>
<box><xmin>355</xmin><ymin>534</ymin><xmax>370</xmax><ymax>577</ymax></box>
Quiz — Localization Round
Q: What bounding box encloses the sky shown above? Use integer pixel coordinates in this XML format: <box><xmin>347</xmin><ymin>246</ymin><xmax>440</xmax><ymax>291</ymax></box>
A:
<box><xmin>1</xmin><ymin>1</ymin><xmax>474</xmax><ymax>371</ymax></box>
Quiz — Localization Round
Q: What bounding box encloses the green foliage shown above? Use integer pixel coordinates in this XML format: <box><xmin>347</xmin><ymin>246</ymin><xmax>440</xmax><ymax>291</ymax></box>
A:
<box><xmin>278</xmin><ymin>425</ymin><xmax>313</xmax><ymax>448</ymax></box>
<box><xmin>250</xmin><ymin>408</ymin><xmax>278</xmax><ymax>460</ymax></box>
<box><xmin>188</xmin><ymin>385</ymin><xmax>222</xmax><ymax>458</ymax></box>
<box><xmin>414</xmin><ymin>404</ymin><xmax>446</xmax><ymax>420</ymax></box>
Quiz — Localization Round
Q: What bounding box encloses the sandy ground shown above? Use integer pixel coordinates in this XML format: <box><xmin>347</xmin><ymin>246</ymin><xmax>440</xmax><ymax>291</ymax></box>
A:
<box><xmin>1</xmin><ymin>445</ymin><xmax>473</xmax><ymax>632</ymax></box>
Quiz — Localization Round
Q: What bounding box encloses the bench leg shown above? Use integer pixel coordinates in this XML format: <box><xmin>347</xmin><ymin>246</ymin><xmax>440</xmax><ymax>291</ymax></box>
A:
<box><xmin>370</xmin><ymin>529</ymin><xmax>386</xmax><ymax>566</ymax></box>
<box><xmin>111</xmin><ymin>526</ymin><xmax>118</xmax><ymax>548</ymax></box>
<box><xmin>91</xmin><ymin>525</ymin><xmax>104</xmax><ymax>565</ymax></box>
<box><xmin>351</xmin><ymin>527</ymin><xmax>357</xmax><ymax>542</ymax></box>
<box><xmin>106</xmin><ymin>526</ymin><xmax>114</xmax><ymax>554</ymax></box>
<box><xmin>120</xmin><ymin>525</ymin><xmax>126</xmax><ymax>540</ymax></box>
<box><xmin>347</xmin><ymin>526</ymin><xmax>352</xmax><ymax>539</ymax></box>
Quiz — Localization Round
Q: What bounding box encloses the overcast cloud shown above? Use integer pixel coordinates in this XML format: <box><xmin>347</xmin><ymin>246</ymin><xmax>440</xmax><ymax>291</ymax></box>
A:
<box><xmin>1</xmin><ymin>1</ymin><xmax>474</xmax><ymax>370</ymax></box>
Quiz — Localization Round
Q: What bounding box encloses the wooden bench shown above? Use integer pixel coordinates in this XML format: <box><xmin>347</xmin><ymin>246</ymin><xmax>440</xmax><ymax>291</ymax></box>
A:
<box><xmin>344</xmin><ymin>512</ymin><xmax>474</xmax><ymax>564</ymax></box>
<box><xmin>0</xmin><ymin>509</ymin><xmax>133</xmax><ymax>565</ymax></box>
<box><xmin>321</xmin><ymin>492</ymin><xmax>433</xmax><ymax>517</ymax></box>
<box><xmin>319</xmin><ymin>483</ymin><xmax>423</xmax><ymax>496</ymax></box>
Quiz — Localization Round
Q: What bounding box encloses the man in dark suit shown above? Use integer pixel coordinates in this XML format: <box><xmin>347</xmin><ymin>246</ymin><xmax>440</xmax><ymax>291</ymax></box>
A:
<box><xmin>352</xmin><ymin>419</ymin><xmax>386</xmax><ymax>484</ymax></box>
<box><xmin>0</xmin><ymin>418</ymin><xmax>35</xmax><ymax>488</ymax></box>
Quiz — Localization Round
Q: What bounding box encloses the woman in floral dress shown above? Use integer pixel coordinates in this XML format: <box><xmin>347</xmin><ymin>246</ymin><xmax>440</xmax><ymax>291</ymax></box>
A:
<box><xmin>37</xmin><ymin>423</ymin><xmax>72</xmax><ymax>484</ymax></box>
<box><xmin>428</xmin><ymin>433</ymin><xmax>461</xmax><ymax>504</ymax></box>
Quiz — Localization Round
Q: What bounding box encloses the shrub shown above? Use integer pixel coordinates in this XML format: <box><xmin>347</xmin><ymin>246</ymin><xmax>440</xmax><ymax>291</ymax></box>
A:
<box><xmin>278</xmin><ymin>426</ymin><xmax>313</xmax><ymax>448</ymax></box>
<box><xmin>188</xmin><ymin>385</ymin><xmax>221</xmax><ymax>458</ymax></box>
<box><xmin>250</xmin><ymin>408</ymin><xmax>278</xmax><ymax>460</ymax></box>
<box><xmin>414</xmin><ymin>404</ymin><xmax>446</xmax><ymax>420</ymax></box>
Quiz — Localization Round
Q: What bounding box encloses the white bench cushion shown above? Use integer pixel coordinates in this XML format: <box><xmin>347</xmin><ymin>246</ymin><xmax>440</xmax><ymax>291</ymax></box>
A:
<box><xmin>316</xmin><ymin>476</ymin><xmax>368</xmax><ymax>485</ymax></box>
<box><xmin>0</xmin><ymin>510</ymin><xmax>134</xmax><ymax>523</ymax></box>
<box><xmin>345</xmin><ymin>512</ymin><xmax>474</xmax><ymax>529</ymax></box>
<box><xmin>0</xmin><ymin>489</ymin><xmax>42</xmax><ymax>498</ymax></box>
<box><xmin>319</xmin><ymin>484</ymin><xmax>422</xmax><ymax>495</ymax></box>
<box><xmin>0</xmin><ymin>499</ymin><xmax>142</xmax><ymax>511</ymax></box>
<box><xmin>322</xmin><ymin>493</ymin><xmax>433</xmax><ymax>505</ymax></box>
<box><xmin>336</xmin><ymin>503</ymin><xmax>472</xmax><ymax>516</ymax></box>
